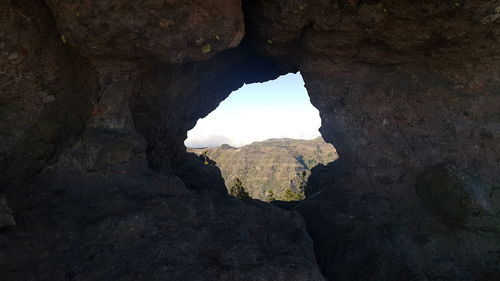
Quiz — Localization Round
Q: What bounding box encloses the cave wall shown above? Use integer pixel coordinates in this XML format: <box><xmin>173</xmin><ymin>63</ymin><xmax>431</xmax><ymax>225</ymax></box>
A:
<box><xmin>246</xmin><ymin>0</ymin><xmax>500</xmax><ymax>198</ymax></box>
<box><xmin>1</xmin><ymin>0</ymin><xmax>499</xmax><ymax>280</ymax></box>
<box><xmin>243</xmin><ymin>0</ymin><xmax>500</xmax><ymax>279</ymax></box>
<box><xmin>0</xmin><ymin>0</ymin><xmax>99</xmax><ymax>184</ymax></box>
<box><xmin>129</xmin><ymin>47</ymin><xmax>294</xmax><ymax>175</ymax></box>
<box><xmin>0</xmin><ymin>1</ymin><xmax>325</xmax><ymax>280</ymax></box>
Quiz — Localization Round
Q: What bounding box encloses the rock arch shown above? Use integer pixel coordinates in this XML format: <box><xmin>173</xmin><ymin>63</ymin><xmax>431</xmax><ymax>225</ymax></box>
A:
<box><xmin>1</xmin><ymin>0</ymin><xmax>499</xmax><ymax>280</ymax></box>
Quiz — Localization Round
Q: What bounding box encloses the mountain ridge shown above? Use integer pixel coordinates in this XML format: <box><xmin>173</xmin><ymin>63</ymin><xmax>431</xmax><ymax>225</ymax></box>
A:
<box><xmin>188</xmin><ymin>137</ymin><xmax>337</xmax><ymax>201</ymax></box>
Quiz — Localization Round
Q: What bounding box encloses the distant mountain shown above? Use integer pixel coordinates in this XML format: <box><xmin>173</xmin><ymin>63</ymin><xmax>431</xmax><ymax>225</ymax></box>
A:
<box><xmin>188</xmin><ymin>137</ymin><xmax>338</xmax><ymax>201</ymax></box>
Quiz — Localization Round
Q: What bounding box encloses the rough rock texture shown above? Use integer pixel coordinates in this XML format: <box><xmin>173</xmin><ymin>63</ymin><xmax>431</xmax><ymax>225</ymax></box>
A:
<box><xmin>0</xmin><ymin>197</ymin><xmax>15</xmax><ymax>227</ymax></box>
<box><xmin>45</xmin><ymin>0</ymin><xmax>245</xmax><ymax>63</ymax></box>
<box><xmin>130</xmin><ymin>47</ymin><xmax>293</xmax><ymax>174</ymax></box>
<box><xmin>298</xmin><ymin>175</ymin><xmax>500</xmax><ymax>281</ymax></box>
<box><xmin>189</xmin><ymin>137</ymin><xmax>338</xmax><ymax>201</ymax></box>
<box><xmin>0</xmin><ymin>0</ymin><xmax>99</xmax><ymax>184</ymax></box>
<box><xmin>243</xmin><ymin>0</ymin><xmax>500</xmax><ymax>279</ymax></box>
<box><xmin>0</xmin><ymin>1</ymin><xmax>324</xmax><ymax>280</ymax></box>
<box><xmin>1</xmin><ymin>0</ymin><xmax>499</xmax><ymax>280</ymax></box>
<box><xmin>416</xmin><ymin>164</ymin><xmax>500</xmax><ymax>233</ymax></box>
<box><xmin>246</xmin><ymin>0</ymin><xmax>500</xmax><ymax>194</ymax></box>
<box><xmin>1</xmin><ymin>143</ymin><xmax>324</xmax><ymax>281</ymax></box>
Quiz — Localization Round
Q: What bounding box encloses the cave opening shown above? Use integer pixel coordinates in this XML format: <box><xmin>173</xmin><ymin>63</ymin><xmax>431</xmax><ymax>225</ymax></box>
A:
<box><xmin>183</xmin><ymin>72</ymin><xmax>338</xmax><ymax>202</ymax></box>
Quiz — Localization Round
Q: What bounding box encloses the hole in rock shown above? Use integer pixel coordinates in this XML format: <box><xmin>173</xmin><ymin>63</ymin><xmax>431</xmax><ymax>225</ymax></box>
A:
<box><xmin>184</xmin><ymin>72</ymin><xmax>338</xmax><ymax>202</ymax></box>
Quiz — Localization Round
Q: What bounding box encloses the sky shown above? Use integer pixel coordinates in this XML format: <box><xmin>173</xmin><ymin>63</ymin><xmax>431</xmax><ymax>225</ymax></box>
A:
<box><xmin>184</xmin><ymin>72</ymin><xmax>322</xmax><ymax>148</ymax></box>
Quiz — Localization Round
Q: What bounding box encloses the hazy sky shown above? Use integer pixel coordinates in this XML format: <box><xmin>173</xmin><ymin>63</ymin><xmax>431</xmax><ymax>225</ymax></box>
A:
<box><xmin>184</xmin><ymin>72</ymin><xmax>322</xmax><ymax>148</ymax></box>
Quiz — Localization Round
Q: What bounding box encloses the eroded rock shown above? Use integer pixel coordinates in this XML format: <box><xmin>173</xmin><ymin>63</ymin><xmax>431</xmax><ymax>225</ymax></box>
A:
<box><xmin>0</xmin><ymin>2</ymin><xmax>324</xmax><ymax>278</ymax></box>
<box><xmin>0</xmin><ymin>0</ymin><xmax>499</xmax><ymax>280</ymax></box>
<box><xmin>297</xmin><ymin>179</ymin><xmax>500</xmax><ymax>281</ymax></box>
<box><xmin>417</xmin><ymin>164</ymin><xmax>500</xmax><ymax>232</ymax></box>
<box><xmin>0</xmin><ymin>0</ymin><xmax>99</xmax><ymax>184</ymax></box>
<box><xmin>0</xmin><ymin>198</ymin><xmax>15</xmax><ymax>227</ymax></box>
<box><xmin>243</xmin><ymin>1</ymin><xmax>500</xmax><ymax>279</ymax></box>
<box><xmin>45</xmin><ymin>0</ymin><xmax>245</xmax><ymax>63</ymax></box>
<box><xmin>1</xmin><ymin>162</ymin><xmax>325</xmax><ymax>280</ymax></box>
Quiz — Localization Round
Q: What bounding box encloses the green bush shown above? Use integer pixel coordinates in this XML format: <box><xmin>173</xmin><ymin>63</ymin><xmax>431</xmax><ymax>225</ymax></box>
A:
<box><xmin>265</xmin><ymin>190</ymin><xmax>275</xmax><ymax>202</ymax></box>
<box><xmin>229</xmin><ymin>178</ymin><xmax>250</xmax><ymax>199</ymax></box>
<box><xmin>283</xmin><ymin>187</ymin><xmax>304</xmax><ymax>201</ymax></box>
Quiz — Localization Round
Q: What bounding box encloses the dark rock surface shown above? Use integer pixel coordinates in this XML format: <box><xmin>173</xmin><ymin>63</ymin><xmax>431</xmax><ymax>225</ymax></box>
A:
<box><xmin>298</xmin><ymin>161</ymin><xmax>500</xmax><ymax>281</ymax></box>
<box><xmin>0</xmin><ymin>0</ymin><xmax>99</xmax><ymax>184</ymax></box>
<box><xmin>0</xmin><ymin>197</ymin><xmax>15</xmax><ymax>227</ymax></box>
<box><xmin>1</xmin><ymin>144</ymin><xmax>324</xmax><ymax>281</ymax></box>
<box><xmin>0</xmin><ymin>1</ymin><xmax>325</xmax><ymax>280</ymax></box>
<box><xmin>416</xmin><ymin>164</ymin><xmax>500</xmax><ymax>233</ymax></box>
<box><xmin>244</xmin><ymin>1</ymin><xmax>500</xmax><ymax>279</ymax></box>
<box><xmin>45</xmin><ymin>0</ymin><xmax>245</xmax><ymax>63</ymax></box>
<box><xmin>174</xmin><ymin>152</ymin><xmax>228</xmax><ymax>193</ymax></box>
<box><xmin>1</xmin><ymin>0</ymin><xmax>499</xmax><ymax>280</ymax></box>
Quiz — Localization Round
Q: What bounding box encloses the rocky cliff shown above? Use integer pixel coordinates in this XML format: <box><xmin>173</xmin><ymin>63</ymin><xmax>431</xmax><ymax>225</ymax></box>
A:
<box><xmin>1</xmin><ymin>0</ymin><xmax>499</xmax><ymax>280</ymax></box>
<box><xmin>189</xmin><ymin>137</ymin><xmax>338</xmax><ymax>201</ymax></box>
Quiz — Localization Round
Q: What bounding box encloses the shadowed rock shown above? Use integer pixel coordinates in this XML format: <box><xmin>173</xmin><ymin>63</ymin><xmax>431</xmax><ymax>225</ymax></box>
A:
<box><xmin>0</xmin><ymin>198</ymin><xmax>15</xmax><ymax>228</ymax></box>
<box><xmin>417</xmin><ymin>164</ymin><xmax>500</xmax><ymax>232</ymax></box>
<box><xmin>1</xmin><ymin>0</ymin><xmax>499</xmax><ymax>280</ymax></box>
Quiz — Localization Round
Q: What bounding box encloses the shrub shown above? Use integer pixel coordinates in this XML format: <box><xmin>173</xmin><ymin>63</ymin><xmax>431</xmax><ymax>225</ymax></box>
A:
<box><xmin>283</xmin><ymin>187</ymin><xmax>304</xmax><ymax>201</ymax></box>
<box><xmin>265</xmin><ymin>190</ymin><xmax>275</xmax><ymax>202</ymax></box>
<box><xmin>229</xmin><ymin>178</ymin><xmax>250</xmax><ymax>199</ymax></box>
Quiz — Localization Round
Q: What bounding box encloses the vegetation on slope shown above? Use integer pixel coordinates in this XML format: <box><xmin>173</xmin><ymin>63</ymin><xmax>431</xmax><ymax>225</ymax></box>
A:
<box><xmin>189</xmin><ymin>137</ymin><xmax>337</xmax><ymax>201</ymax></box>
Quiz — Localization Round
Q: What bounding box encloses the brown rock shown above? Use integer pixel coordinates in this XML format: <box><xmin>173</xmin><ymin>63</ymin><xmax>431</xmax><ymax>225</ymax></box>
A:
<box><xmin>0</xmin><ymin>0</ymin><xmax>99</xmax><ymax>184</ymax></box>
<box><xmin>0</xmin><ymin>0</ymin><xmax>499</xmax><ymax>280</ymax></box>
<box><xmin>45</xmin><ymin>0</ymin><xmax>245</xmax><ymax>63</ymax></box>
